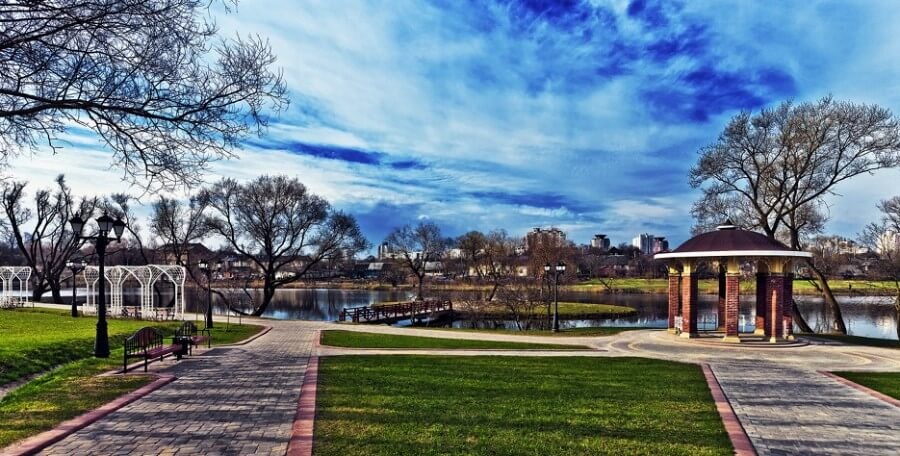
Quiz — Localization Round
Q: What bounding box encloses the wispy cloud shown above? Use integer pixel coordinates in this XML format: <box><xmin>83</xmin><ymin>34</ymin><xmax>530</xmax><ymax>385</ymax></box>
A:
<box><xmin>11</xmin><ymin>0</ymin><xmax>900</xmax><ymax>250</ymax></box>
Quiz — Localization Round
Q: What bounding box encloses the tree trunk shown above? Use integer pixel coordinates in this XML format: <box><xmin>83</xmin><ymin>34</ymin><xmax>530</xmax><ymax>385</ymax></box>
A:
<box><xmin>49</xmin><ymin>282</ymin><xmax>64</xmax><ymax>304</ymax></box>
<box><xmin>806</xmin><ymin>260</ymin><xmax>847</xmax><ymax>334</ymax></box>
<box><xmin>31</xmin><ymin>282</ymin><xmax>47</xmax><ymax>303</ymax></box>
<box><xmin>487</xmin><ymin>282</ymin><xmax>499</xmax><ymax>301</ymax></box>
<box><xmin>792</xmin><ymin>300</ymin><xmax>813</xmax><ymax>333</ymax></box>
<box><xmin>416</xmin><ymin>274</ymin><xmax>424</xmax><ymax>301</ymax></box>
<box><xmin>253</xmin><ymin>282</ymin><xmax>276</xmax><ymax>316</ymax></box>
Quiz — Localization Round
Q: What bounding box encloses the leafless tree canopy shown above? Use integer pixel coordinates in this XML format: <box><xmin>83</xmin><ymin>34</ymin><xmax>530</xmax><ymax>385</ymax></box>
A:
<box><xmin>690</xmin><ymin>97</ymin><xmax>900</xmax><ymax>334</ymax></box>
<box><xmin>457</xmin><ymin>229</ymin><xmax>517</xmax><ymax>300</ymax></box>
<box><xmin>384</xmin><ymin>221</ymin><xmax>446</xmax><ymax>300</ymax></box>
<box><xmin>859</xmin><ymin>196</ymin><xmax>900</xmax><ymax>340</ymax></box>
<box><xmin>0</xmin><ymin>175</ymin><xmax>98</xmax><ymax>301</ymax></box>
<box><xmin>690</xmin><ymin>97</ymin><xmax>900</xmax><ymax>244</ymax></box>
<box><xmin>0</xmin><ymin>0</ymin><xmax>288</xmax><ymax>188</ymax></box>
<box><xmin>202</xmin><ymin>175</ymin><xmax>367</xmax><ymax>315</ymax></box>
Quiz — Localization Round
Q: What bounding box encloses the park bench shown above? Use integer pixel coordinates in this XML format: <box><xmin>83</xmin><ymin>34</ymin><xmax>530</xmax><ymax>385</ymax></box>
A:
<box><xmin>175</xmin><ymin>321</ymin><xmax>211</xmax><ymax>355</ymax></box>
<box><xmin>123</xmin><ymin>327</ymin><xmax>182</xmax><ymax>373</ymax></box>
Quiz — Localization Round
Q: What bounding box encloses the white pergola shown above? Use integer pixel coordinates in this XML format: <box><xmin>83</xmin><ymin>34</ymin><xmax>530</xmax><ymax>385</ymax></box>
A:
<box><xmin>0</xmin><ymin>266</ymin><xmax>32</xmax><ymax>308</ymax></box>
<box><xmin>83</xmin><ymin>265</ymin><xmax>186</xmax><ymax>319</ymax></box>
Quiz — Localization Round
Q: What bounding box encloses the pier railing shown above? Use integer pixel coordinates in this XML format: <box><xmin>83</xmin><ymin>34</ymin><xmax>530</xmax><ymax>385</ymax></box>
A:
<box><xmin>339</xmin><ymin>300</ymin><xmax>453</xmax><ymax>323</ymax></box>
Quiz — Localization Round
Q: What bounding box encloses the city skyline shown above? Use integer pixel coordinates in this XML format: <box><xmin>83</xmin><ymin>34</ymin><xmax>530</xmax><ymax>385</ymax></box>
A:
<box><xmin>8</xmin><ymin>0</ymin><xmax>900</xmax><ymax>250</ymax></box>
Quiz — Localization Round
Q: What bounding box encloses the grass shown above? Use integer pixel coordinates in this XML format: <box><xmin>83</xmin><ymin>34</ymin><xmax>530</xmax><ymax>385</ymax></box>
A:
<box><xmin>320</xmin><ymin>330</ymin><xmax>589</xmax><ymax>350</ymax></box>
<box><xmin>433</xmin><ymin>326</ymin><xmax>646</xmax><ymax>337</ymax></box>
<box><xmin>0</xmin><ymin>309</ymin><xmax>264</xmax><ymax>448</ymax></box>
<box><xmin>569</xmin><ymin>278</ymin><xmax>899</xmax><ymax>296</ymax></box>
<box><xmin>802</xmin><ymin>333</ymin><xmax>900</xmax><ymax>349</ymax></box>
<box><xmin>832</xmin><ymin>372</ymin><xmax>900</xmax><ymax>400</ymax></box>
<box><xmin>314</xmin><ymin>356</ymin><xmax>733</xmax><ymax>456</ymax></box>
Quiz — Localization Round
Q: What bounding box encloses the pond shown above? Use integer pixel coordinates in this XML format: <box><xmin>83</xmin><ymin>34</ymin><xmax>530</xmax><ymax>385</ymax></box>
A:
<box><xmin>174</xmin><ymin>287</ymin><xmax>898</xmax><ymax>341</ymax></box>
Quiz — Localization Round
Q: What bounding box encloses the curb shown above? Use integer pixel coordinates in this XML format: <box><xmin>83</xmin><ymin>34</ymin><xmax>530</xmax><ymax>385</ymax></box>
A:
<box><xmin>819</xmin><ymin>371</ymin><xmax>900</xmax><ymax>408</ymax></box>
<box><xmin>218</xmin><ymin>324</ymin><xmax>273</xmax><ymax>347</ymax></box>
<box><xmin>287</xmin><ymin>338</ymin><xmax>320</xmax><ymax>456</ymax></box>
<box><xmin>0</xmin><ymin>374</ymin><xmax>175</xmax><ymax>456</ymax></box>
<box><xmin>701</xmin><ymin>364</ymin><xmax>757</xmax><ymax>456</ymax></box>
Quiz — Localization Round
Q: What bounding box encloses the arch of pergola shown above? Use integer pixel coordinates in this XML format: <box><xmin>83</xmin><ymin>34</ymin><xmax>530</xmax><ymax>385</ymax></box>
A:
<box><xmin>0</xmin><ymin>266</ymin><xmax>31</xmax><ymax>308</ymax></box>
<box><xmin>655</xmin><ymin>222</ymin><xmax>812</xmax><ymax>343</ymax></box>
<box><xmin>83</xmin><ymin>265</ymin><xmax>186</xmax><ymax>319</ymax></box>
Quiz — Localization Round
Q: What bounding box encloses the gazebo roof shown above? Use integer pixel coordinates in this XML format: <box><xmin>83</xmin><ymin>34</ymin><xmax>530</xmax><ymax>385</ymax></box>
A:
<box><xmin>655</xmin><ymin>221</ymin><xmax>812</xmax><ymax>260</ymax></box>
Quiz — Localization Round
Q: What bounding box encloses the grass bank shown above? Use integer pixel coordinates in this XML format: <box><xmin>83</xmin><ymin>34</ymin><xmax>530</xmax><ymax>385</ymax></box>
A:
<box><xmin>570</xmin><ymin>278</ymin><xmax>899</xmax><ymax>296</ymax></box>
<box><xmin>0</xmin><ymin>309</ymin><xmax>264</xmax><ymax>449</ymax></box>
<box><xmin>432</xmin><ymin>326</ymin><xmax>646</xmax><ymax>337</ymax></box>
<box><xmin>832</xmin><ymin>372</ymin><xmax>900</xmax><ymax>400</ymax></box>
<box><xmin>314</xmin><ymin>356</ymin><xmax>732</xmax><ymax>456</ymax></box>
<box><xmin>320</xmin><ymin>330</ymin><xmax>588</xmax><ymax>350</ymax></box>
<box><xmin>373</xmin><ymin>301</ymin><xmax>637</xmax><ymax>319</ymax></box>
<box><xmin>803</xmin><ymin>334</ymin><xmax>899</xmax><ymax>349</ymax></box>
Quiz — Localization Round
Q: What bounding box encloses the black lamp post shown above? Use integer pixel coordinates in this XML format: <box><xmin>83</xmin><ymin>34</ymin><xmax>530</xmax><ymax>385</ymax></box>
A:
<box><xmin>65</xmin><ymin>259</ymin><xmax>87</xmax><ymax>317</ymax></box>
<box><xmin>198</xmin><ymin>259</ymin><xmax>221</xmax><ymax>329</ymax></box>
<box><xmin>69</xmin><ymin>213</ymin><xmax>126</xmax><ymax>358</ymax></box>
<box><xmin>544</xmin><ymin>261</ymin><xmax>566</xmax><ymax>332</ymax></box>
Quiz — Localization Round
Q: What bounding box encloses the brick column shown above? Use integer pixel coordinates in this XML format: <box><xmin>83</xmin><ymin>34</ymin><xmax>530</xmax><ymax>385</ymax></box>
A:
<box><xmin>767</xmin><ymin>274</ymin><xmax>785</xmax><ymax>342</ymax></box>
<box><xmin>717</xmin><ymin>267</ymin><xmax>726</xmax><ymax>330</ymax></box>
<box><xmin>783</xmin><ymin>273</ymin><xmax>794</xmax><ymax>339</ymax></box>
<box><xmin>755</xmin><ymin>272</ymin><xmax>768</xmax><ymax>336</ymax></box>
<box><xmin>681</xmin><ymin>272</ymin><xmax>698</xmax><ymax>337</ymax></box>
<box><xmin>667</xmin><ymin>272</ymin><xmax>680</xmax><ymax>334</ymax></box>
<box><xmin>723</xmin><ymin>273</ymin><xmax>741</xmax><ymax>343</ymax></box>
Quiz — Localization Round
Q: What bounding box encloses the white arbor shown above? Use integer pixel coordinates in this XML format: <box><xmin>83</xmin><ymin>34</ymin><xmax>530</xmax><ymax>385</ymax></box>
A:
<box><xmin>0</xmin><ymin>266</ymin><xmax>31</xmax><ymax>308</ymax></box>
<box><xmin>83</xmin><ymin>265</ymin><xmax>186</xmax><ymax>319</ymax></box>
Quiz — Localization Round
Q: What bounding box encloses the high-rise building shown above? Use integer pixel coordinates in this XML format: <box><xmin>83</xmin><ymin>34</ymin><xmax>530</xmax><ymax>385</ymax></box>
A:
<box><xmin>877</xmin><ymin>231</ymin><xmax>900</xmax><ymax>254</ymax></box>
<box><xmin>525</xmin><ymin>227</ymin><xmax>567</xmax><ymax>252</ymax></box>
<box><xmin>590</xmin><ymin>234</ymin><xmax>610</xmax><ymax>251</ymax></box>
<box><xmin>632</xmin><ymin>233</ymin><xmax>654</xmax><ymax>255</ymax></box>
<box><xmin>652</xmin><ymin>236</ymin><xmax>669</xmax><ymax>254</ymax></box>
<box><xmin>377</xmin><ymin>242</ymin><xmax>392</xmax><ymax>260</ymax></box>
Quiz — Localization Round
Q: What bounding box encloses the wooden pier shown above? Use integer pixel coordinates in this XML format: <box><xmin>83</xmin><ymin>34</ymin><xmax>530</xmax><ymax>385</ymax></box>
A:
<box><xmin>338</xmin><ymin>300</ymin><xmax>453</xmax><ymax>324</ymax></box>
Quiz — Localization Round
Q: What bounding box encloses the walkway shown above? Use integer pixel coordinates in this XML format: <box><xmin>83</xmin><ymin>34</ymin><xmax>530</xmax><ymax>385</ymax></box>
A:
<box><xmin>39</xmin><ymin>321</ymin><xmax>316</xmax><ymax>456</ymax></box>
<box><xmin>22</xmin><ymin>316</ymin><xmax>900</xmax><ymax>456</ymax></box>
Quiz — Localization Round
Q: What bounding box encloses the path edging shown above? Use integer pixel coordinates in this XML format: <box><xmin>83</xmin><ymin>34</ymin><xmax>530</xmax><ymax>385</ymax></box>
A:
<box><xmin>218</xmin><ymin>324</ymin><xmax>273</xmax><ymax>346</ymax></box>
<box><xmin>819</xmin><ymin>371</ymin><xmax>900</xmax><ymax>408</ymax></box>
<box><xmin>701</xmin><ymin>364</ymin><xmax>757</xmax><ymax>456</ymax></box>
<box><xmin>0</xmin><ymin>374</ymin><xmax>175</xmax><ymax>456</ymax></box>
<box><xmin>287</xmin><ymin>350</ymin><xmax>320</xmax><ymax>456</ymax></box>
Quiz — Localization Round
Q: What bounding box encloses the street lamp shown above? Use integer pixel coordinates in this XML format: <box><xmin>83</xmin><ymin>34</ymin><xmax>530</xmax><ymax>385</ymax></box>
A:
<box><xmin>198</xmin><ymin>259</ymin><xmax>221</xmax><ymax>329</ymax></box>
<box><xmin>545</xmin><ymin>261</ymin><xmax>566</xmax><ymax>332</ymax></box>
<box><xmin>69</xmin><ymin>213</ymin><xmax>126</xmax><ymax>358</ymax></box>
<box><xmin>65</xmin><ymin>259</ymin><xmax>87</xmax><ymax>317</ymax></box>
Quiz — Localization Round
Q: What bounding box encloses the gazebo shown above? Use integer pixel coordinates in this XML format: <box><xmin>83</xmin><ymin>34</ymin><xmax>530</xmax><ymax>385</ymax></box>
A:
<box><xmin>654</xmin><ymin>221</ymin><xmax>811</xmax><ymax>343</ymax></box>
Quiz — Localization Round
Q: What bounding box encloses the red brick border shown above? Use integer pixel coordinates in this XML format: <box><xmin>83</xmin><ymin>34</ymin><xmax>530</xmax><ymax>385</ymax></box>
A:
<box><xmin>701</xmin><ymin>364</ymin><xmax>756</xmax><ymax>456</ymax></box>
<box><xmin>0</xmin><ymin>374</ymin><xmax>175</xmax><ymax>456</ymax></box>
<box><xmin>820</xmin><ymin>371</ymin><xmax>900</xmax><ymax>408</ymax></box>
<box><xmin>287</xmin><ymin>354</ymin><xmax>320</xmax><ymax>456</ymax></box>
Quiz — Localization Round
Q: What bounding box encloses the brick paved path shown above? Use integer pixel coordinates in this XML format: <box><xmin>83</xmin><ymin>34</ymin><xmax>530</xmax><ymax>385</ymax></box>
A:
<box><xmin>40</xmin><ymin>322</ymin><xmax>315</xmax><ymax>456</ymax></box>
<box><xmin>712</xmin><ymin>361</ymin><xmax>900</xmax><ymax>456</ymax></box>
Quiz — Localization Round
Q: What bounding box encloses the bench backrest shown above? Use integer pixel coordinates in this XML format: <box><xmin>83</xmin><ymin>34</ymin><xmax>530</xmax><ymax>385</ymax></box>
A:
<box><xmin>175</xmin><ymin>321</ymin><xmax>199</xmax><ymax>338</ymax></box>
<box><xmin>125</xmin><ymin>327</ymin><xmax>164</xmax><ymax>354</ymax></box>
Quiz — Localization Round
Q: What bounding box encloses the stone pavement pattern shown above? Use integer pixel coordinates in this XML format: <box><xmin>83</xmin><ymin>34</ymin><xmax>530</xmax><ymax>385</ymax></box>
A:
<box><xmin>39</xmin><ymin>321</ymin><xmax>315</xmax><ymax>456</ymax></box>
<box><xmin>33</xmin><ymin>316</ymin><xmax>900</xmax><ymax>456</ymax></box>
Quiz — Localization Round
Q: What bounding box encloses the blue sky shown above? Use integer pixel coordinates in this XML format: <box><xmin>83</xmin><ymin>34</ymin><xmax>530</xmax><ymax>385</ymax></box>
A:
<box><xmin>10</xmin><ymin>0</ymin><xmax>900</xmax><ymax>251</ymax></box>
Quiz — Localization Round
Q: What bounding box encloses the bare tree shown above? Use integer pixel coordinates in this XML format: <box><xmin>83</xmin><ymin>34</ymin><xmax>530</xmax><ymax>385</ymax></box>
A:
<box><xmin>101</xmin><ymin>194</ymin><xmax>150</xmax><ymax>264</ymax></box>
<box><xmin>149</xmin><ymin>194</ymin><xmax>210</xmax><ymax>268</ymax></box>
<box><xmin>1</xmin><ymin>175</ymin><xmax>98</xmax><ymax>302</ymax></box>
<box><xmin>202</xmin><ymin>175</ymin><xmax>367</xmax><ymax>316</ymax></box>
<box><xmin>0</xmin><ymin>0</ymin><xmax>288</xmax><ymax>188</ymax></box>
<box><xmin>859</xmin><ymin>196</ymin><xmax>900</xmax><ymax>340</ymax></box>
<box><xmin>690</xmin><ymin>97</ymin><xmax>900</xmax><ymax>334</ymax></box>
<box><xmin>384</xmin><ymin>221</ymin><xmax>446</xmax><ymax>300</ymax></box>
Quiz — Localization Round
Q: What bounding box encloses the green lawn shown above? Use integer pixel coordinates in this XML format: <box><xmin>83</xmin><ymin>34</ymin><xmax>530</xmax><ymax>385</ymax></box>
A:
<box><xmin>314</xmin><ymin>356</ymin><xmax>732</xmax><ymax>456</ymax></box>
<box><xmin>803</xmin><ymin>334</ymin><xmax>900</xmax><ymax>349</ymax></box>
<box><xmin>320</xmin><ymin>330</ymin><xmax>589</xmax><ymax>350</ymax></box>
<box><xmin>455</xmin><ymin>302</ymin><xmax>637</xmax><ymax>318</ymax></box>
<box><xmin>0</xmin><ymin>309</ymin><xmax>264</xmax><ymax>448</ymax></box>
<box><xmin>569</xmin><ymin>278</ymin><xmax>898</xmax><ymax>296</ymax></box>
<box><xmin>435</xmin><ymin>326</ymin><xmax>645</xmax><ymax>337</ymax></box>
<box><xmin>832</xmin><ymin>372</ymin><xmax>900</xmax><ymax>400</ymax></box>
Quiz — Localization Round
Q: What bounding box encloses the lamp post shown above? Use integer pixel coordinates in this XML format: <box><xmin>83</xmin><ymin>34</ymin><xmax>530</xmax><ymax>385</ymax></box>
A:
<box><xmin>198</xmin><ymin>260</ymin><xmax>221</xmax><ymax>329</ymax></box>
<box><xmin>544</xmin><ymin>261</ymin><xmax>566</xmax><ymax>332</ymax></box>
<box><xmin>65</xmin><ymin>259</ymin><xmax>87</xmax><ymax>317</ymax></box>
<box><xmin>69</xmin><ymin>213</ymin><xmax>126</xmax><ymax>358</ymax></box>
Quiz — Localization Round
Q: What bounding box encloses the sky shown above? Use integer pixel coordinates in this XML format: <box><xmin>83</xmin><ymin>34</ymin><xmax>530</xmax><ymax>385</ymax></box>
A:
<box><xmin>8</xmin><ymin>0</ymin><xmax>900</xmax><ymax>252</ymax></box>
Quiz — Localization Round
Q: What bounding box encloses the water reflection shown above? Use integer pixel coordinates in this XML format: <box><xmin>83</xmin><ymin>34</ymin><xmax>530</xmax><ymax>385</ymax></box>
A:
<box><xmin>66</xmin><ymin>286</ymin><xmax>898</xmax><ymax>341</ymax></box>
